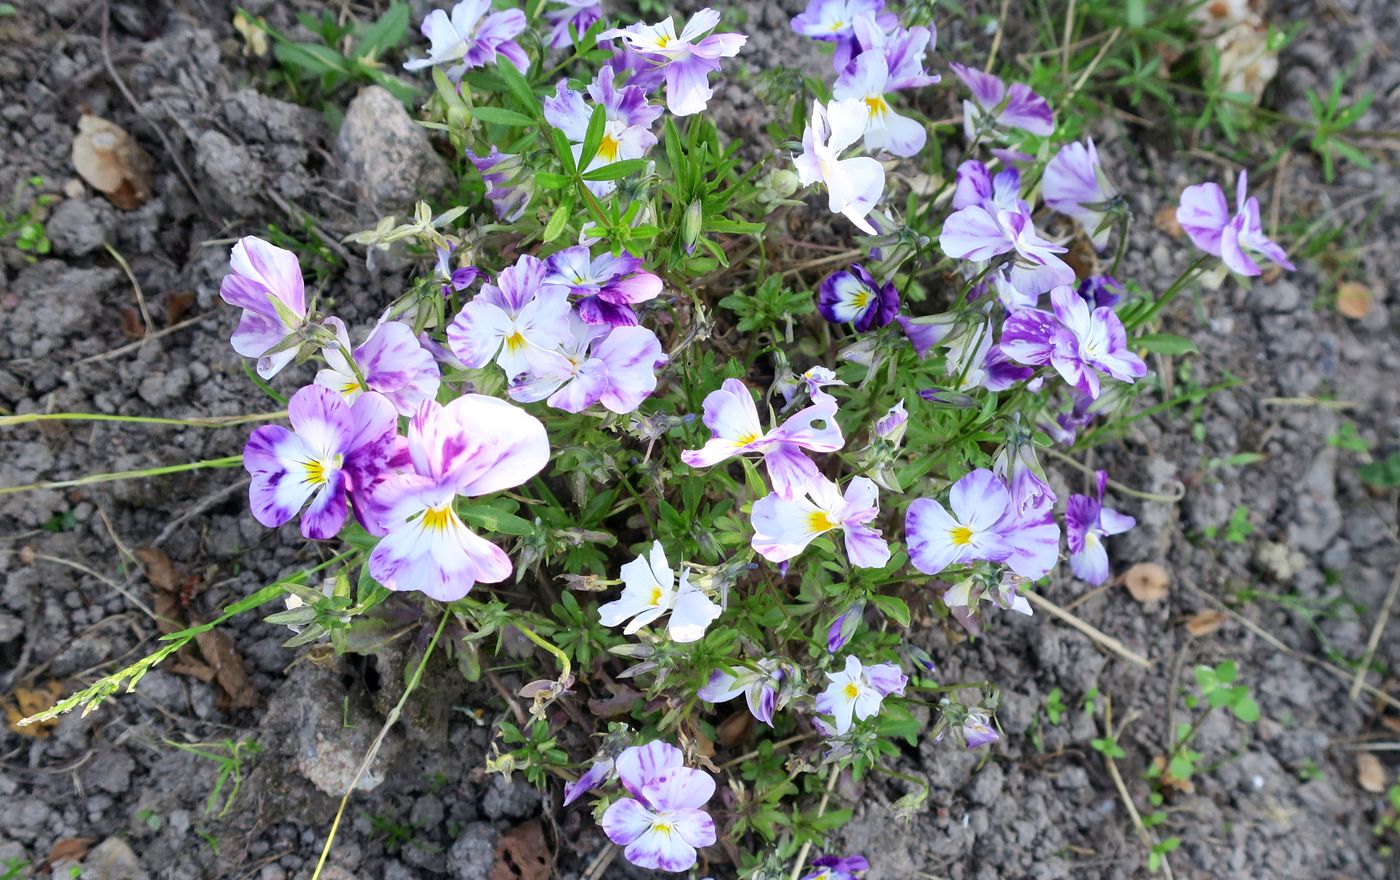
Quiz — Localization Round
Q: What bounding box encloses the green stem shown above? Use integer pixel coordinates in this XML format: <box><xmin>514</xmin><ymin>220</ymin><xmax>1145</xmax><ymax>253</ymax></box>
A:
<box><xmin>0</xmin><ymin>455</ymin><xmax>245</xmax><ymax>496</ymax></box>
<box><xmin>1124</xmin><ymin>255</ymin><xmax>1210</xmax><ymax>332</ymax></box>
<box><xmin>513</xmin><ymin>620</ymin><xmax>572</xmax><ymax>685</ymax></box>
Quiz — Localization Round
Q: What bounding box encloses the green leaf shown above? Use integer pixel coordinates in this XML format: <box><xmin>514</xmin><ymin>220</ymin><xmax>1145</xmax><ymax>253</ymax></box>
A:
<box><xmin>1134</xmin><ymin>333</ymin><xmax>1198</xmax><ymax>355</ymax></box>
<box><xmin>274</xmin><ymin>41</ymin><xmax>354</xmax><ymax>77</ymax></box>
<box><xmin>870</xmin><ymin>594</ymin><xmax>910</xmax><ymax>629</ymax></box>
<box><xmin>495</xmin><ymin>59</ymin><xmax>539</xmax><ymax>115</ymax></box>
<box><xmin>578</xmin><ymin>103</ymin><xmax>607</xmax><ymax>170</ymax></box>
<box><xmin>354</xmin><ymin>2</ymin><xmax>409</xmax><ymax>60</ymax></box>
<box><xmin>535</xmin><ymin>171</ymin><xmax>573</xmax><ymax>189</ymax></box>
<box><xmin>543</xmin><ymin>202</ymin><xmax>572</xmax><ymax>242</ymax></box>
<box><xmin>1231</xmin><ymin>694</ymin><xmax>1260</xmax><ymax>723</ymax></box>
<box><xmin>457</xmin><ymin>503</ymin><xmax>537</xmax><ymax>537</ymax></box>
<box><xmin>472</xmin><ymin>106</ymin><xmax>538</xmax><ymax>127</ymax></box>
<box><xmin>581</xmin><ymin>159</ymin><xmax>647</xmax><ymax>182</ymax></box>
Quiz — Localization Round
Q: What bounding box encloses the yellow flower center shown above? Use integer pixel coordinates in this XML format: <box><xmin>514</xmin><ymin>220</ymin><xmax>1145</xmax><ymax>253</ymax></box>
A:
<box><xmin>850</xmin><ymin>287</ymin><xmax>872</xmax><ymax>310</ymax></box>
<box><xmin>829</xmin><ymin>19</ymin><xmax>844</xmax><ymax>31</ymax></box>
<box><xmin>652</xmin><ymin>821</ymin><xmax>673</xmax><ymax>834</ymax></box>
<box><xmin>648</xmin><ymin>585</ymin><xmax>665</xmax><ymax>606</ymax></box>
<box><xmin>843</xmin><ymin>682</ymin><xmax>861</xmax><ymax>700</ymax></box>
<box><xmin>598</xmin><ymin>133</ymin><xmax>621</xmax><ymax>163</ymax></box>
<box><xmin>736</xmin><ymin>432</ymin><xmax>761</xmax><ymax>446</ymax></box>
<box><xmin>807</xmin><ymin>510</ymin><xmax>838</xmax><ymax>534</ymax></box>
<box><xmin>421</xmin><ymin>506</ymin><xmax>455</xmax><ymax>532</ymax></box>
<box><xmin>341</xmin><ymin>380</ymin><xmax>362</xmax><ymax>394</ymax></box>
<box><xmin>949</xmin><ymin>525</ymin><xmax>975</xmax><ymax>547</ymax></box>
<box><xmin>505</xmin><ymin>330</ymin><xmax>527</xmax><ymax>352</ymax></box>
<box><xmin>301</xmin><ymin>454</ymin><xmax>343</xmax><ymax>487</ymax></box>
<box><xmin>865</xmin><ymin>95</ymin><xmax>890</xmax><ymax>118</ymax></box>
<box><xmin>655</xmin><ymin>34</ymin><xmax>671</xmax><ymax>48</ymax></box>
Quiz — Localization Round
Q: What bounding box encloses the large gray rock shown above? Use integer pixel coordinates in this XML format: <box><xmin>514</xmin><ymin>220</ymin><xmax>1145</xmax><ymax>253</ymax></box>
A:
<box><xmin>336</xmin><ymin>85</ymin><xmax>451</xmax><ymax>216</ymax></box>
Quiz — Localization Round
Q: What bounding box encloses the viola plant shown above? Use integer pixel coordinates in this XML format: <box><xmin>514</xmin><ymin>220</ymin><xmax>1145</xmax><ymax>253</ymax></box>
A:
<box><xmin>16</xmin><ymin>0</ymin><xmax>1304</xmax><ymax>877</ymax></box>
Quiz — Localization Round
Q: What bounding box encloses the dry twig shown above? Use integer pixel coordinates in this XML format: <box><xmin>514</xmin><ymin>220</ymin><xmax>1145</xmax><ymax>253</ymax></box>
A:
<box><xmin>1025</xmin><ymin>591</ymin><xmax>1153</xmax><ymax>668</ymax></box>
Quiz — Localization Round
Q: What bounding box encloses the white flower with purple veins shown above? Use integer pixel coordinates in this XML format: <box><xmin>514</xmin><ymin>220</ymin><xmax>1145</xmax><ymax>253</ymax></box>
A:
<box><xmin>362</xmin><ymin>395</ymin><xmax>549</xmax><ymax>602</ymax></box>
<box><xmin>998</xmin><ymin>286</ymin><xmax>1147</xmax><ymax>399</ymax></box>
<box><xmin>697</xmin><ymin>659</ymin><xmax>785</xmax><ymax>725</ymax></box>
<box><xmin>849</xmin><ymin>15</ymin><xmax>938</xmax><ymax>90</ymax></box>
<box><xmin>219</xmin><ymin>236</ymin><xmax>308</xmax><ymax>379</ymax></box>
<box><xmin>680</xmin><ymin>378</ymin><xmax>845</xmax><ymax>501</ymax></box>
<box><xmin>1176</xmin><ymin>171</ymin><xmax>1295</xmax><ymax>277</ymax></box>
<box><xmin>790</xmin><ymin>0</ymin><xmax>896</xmax><ymax>71</ymax></box>
<box><xmin>403</xmin><ymin>0</ymin><xmax>527</xmax><ymax>82</ymax></box>
<box><xmin>905</xmin><ymin>469</ymin><xmax>1013</xmax><ymax>576</ymax></box>
<box><xmin>951</xmin><ymin>159</ymin><xmax>1027</xmax><ymax>213</ymax></box>
<box><xmin>948</xmin><ymin>62</ymin><xmax>1055</xmax><ymax>140</ymax></box>
<box><xmin>598</xmin><ymin>541</ymin><xmax>721</xmax><ymax>643</ymax></box>
<box><xmin>543</xmin><ymin>0</ymin><xmax>601</xmax><ymax>49</ymax></box>
<box><xmin>544</xmin><ymin>245</ymin><xmax>663</xmax><ymax>326</ymax></box>
<box><xmin>940</xmin><ymin>203</ymin><xmax>1075</xmax><ymax>300</ymax></box>
<box><xmin>602</xmin><ymin>742</ymin><xmax>716</xmax><ymax>872</ymax></box>
<box><xmin>794</xmin><ymin>98</ymin><xmax>886</xmax><ymax>234</ymax></box>
<box><xmin>600</xmin><ymin>8</ymin><xmax>746</xmax><ymax>116</ymax></box>
<box><xmin>1044</xmin><ymin>139</ymin><xmax>1117</xmax><ymax>250</ymax></box>
<box><xmin>243</xmin><ymin>385</ymin><xmax>398</xmax><ymax>540</ymax></box>
<box><xmin>446</xmin><ymin>255</ymin><xmax>571</xmax><ymax>379</ymax></box>
<box><xmin>778</xmin><ymin>365</ymin><xmax>847</xmax><ymax>406</ymax></box>
<box><xmin>962</xmin><ymin>712</ymin><xmax>1000</xmax><ymax>749</ymax></box>
<box><xmin>512</xmin><ymin>316</ymin><xmax>665</xmax><ymax>414</ymax></box>
<box><xmin>814</xmin><ymin>655</ymin><xmax>907</xmax><ymax>734</ymax></box>
<box><xmin>1066</xmin><ymin>470</ymin><xmax>1135</xmax><ymax>585</ymax></box>
<box><xmin>544</xmin><ymin>66</ymin><xmax>662</xmax><ymax>196</ymax></box>
<box><xmin>315</xmin><ymin>317</ymin><xmax>441</xmax><ymax>417</ymax></box>
<box><xmin>832</xmin><ymin>49</ymin><xmax>925</xmax><ymax>158</ymax></box>
<box><xmin>751</xmin><ymin>475</ymin><xmax>890</xmax><ymax>568</ymax></box>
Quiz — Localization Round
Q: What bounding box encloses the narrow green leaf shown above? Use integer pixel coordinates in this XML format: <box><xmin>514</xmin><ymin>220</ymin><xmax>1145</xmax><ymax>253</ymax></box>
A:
<box><xmin>472</xmin><ymin>106</ymin><xmax>538</xmax><ymax>127</ymax></box>
<box><xmin>578</xmin><ymin>103</ymin><xmax>608</xmax><ymax>170</ymax></box>
<box><xmin>581</xmin><ymin>158</ymin><xmax>646</xmax><ymax>181</ymax></box>
<box><xmin>1134</xmin><ymin>333</ymin><xmax>1199</xmax><ymax>355</ymax></box>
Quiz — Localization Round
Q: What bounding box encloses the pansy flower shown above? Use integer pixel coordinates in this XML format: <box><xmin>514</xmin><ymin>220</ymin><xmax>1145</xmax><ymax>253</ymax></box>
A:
<box><xmin>681</xmin><ymin>378</ymin><xmax>845</xmax><ymax>500</ymax></box>
<box><xmin>962</xmin><ymin>711</ymin><xmax>1000</xmax><ymax>749</ymax></box>
<box><xmin>905</xmin><ymin>469</ymin><xmax>1014</xmax><ymax>575</ymax></box>
<box><xmin>817</xmin><ymin>264</ymin><xmax>899</xmax><ymax>330</ymax></box>
<box><xmin>243</xmin><ymin>385</ymin><xmax>398</xmax><ymax>540</ymax></box>
<box><xmin>543</xmin><ymin>0</ymin><xmax>602</xmax><ymax>49</ymax></box>
<box><xmin>544</xmin><ymin>245</ymin><xmax>663</xmax><ymax>326</ymax></box>
<box><xmin>832</xmin><ymin>49</ymin><xmax>925</xmax><ymax>157</ymax></box>
<box><xmin>794</xmin><ymin>98</ymin><xmax>886</xmax><ymax>234</ymax></box>
<box><xmin>697</xmin><ymin>659</ymin><xmax>785</xmax><ymax>726</ymax></box>
<box><xmin>949</xmin><ymin>62</ymin><xmax>1054</xmax><ymax>140</ymax></box>
<box><xmin>751</xmin><ymin>475</ymin><xmax>890</xmax><ymax>568</ymax></box>
<box><xmin>951</xmin><ymin>159</ymin><xmax>1027</xmax><ymax>213</ymax></box>
<box><xmin>791</xmin><ymin>0</ymin><xmax>896</xmax><ymax>71</ymax></box>
<box><xmin>563</xmin><ymin>758</ymin><xmax>614</xmax><ymax>806</ymax></box>
<box><xmin>597</xmin><ymin>541</ymin><xmax>721</xmax><ymax>643</ymax></box>
<box><xmin>544</xmin><ymin>66</ymin><xmax>662</xmax><ymax>196</ymax></box>
<box><xmin>219</xmin><ymin>236</ymin><xmax>309</xmax><ymax>379</ymax></box>
<box><xmin>992</xmin><ymin>419</ymin><xmax>1055</xmax><ymax>518</ymax></box>
<box><xmin>363</xmin><ymin>395</ymin><xmax>549</xmax><ymax>601</ymax></box>
<box><xmin>1044</xmin><ymin>138</ymin><xmax>1116</xmax><ymax>250</ymax></box>
<box><xmin>466</xmin><ymin>148</ymin><xmax>532</xmax><ymax>222</ymax></box>
<box><xmin>600</xmin><ymin>8</ymin><xmax>746</xmax><ymax>116</ymax></box>
<box><xmin>849</xmin><ymin>15</ymin><xmax>937</xmax><ymax>89</ymax></box>
<box><xmin>940</xmin><ymin>203</ymin><xmax>1075</xmax><ymax>300</ymax></box>
<box><xmin>402</xmin><ymin>0</ymin><xmax>527</xmax><ymax>81</ymax></box>
<box><xmin>602</xmin><ymin>742</ymin><xmax>716</xmax><ymax>872</ymax></box>
<box><xmin>512</xmin><ymin>318</ymin><xmax>665</xmax><ymax>414</ymax></box>
<box><xmin>814</xmin><ymin>655</ymin><xmax>907</xmax><ymax>734</ymax></box>
<box><xmin>435</xmin><ymin>245</ymin><xmax>481</xmax><ymax>297</ymax></box>
<box><xmin>826</xmin><ymin>603</ymin><xmax>864</xmax><ymax>653</ymax></box>
<box><xmin>803</xmin><ymin>854</ymin><xmax>871</xmax><ymax>880</ymax></box>
<box><xmin>1065</xmin><ymin>470</ymin><xmax>1136</xmax><ymax>585</ymax></box>
<box><xmin>998</xmin><ymin>286</ymin><xmax>1147</xmax><ymax>399</ymax></box>
<box><xmin>446</xmin><ymin>255</ymin><xmax>571</xmax><ymax>379</ymax></box>
<box><xmin>315</xmin><ymin>317</ymin><xmax>441</xmax><ymax>417</ymax></box>
<box><xmin>1176</xmin><ymin>171</ymin><xmax>1295</xmax><ymax>277</ymax></box>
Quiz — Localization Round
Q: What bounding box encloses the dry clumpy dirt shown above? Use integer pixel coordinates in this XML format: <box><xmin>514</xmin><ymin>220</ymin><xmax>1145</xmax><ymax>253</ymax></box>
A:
<box><xmin>1</xmin><ymin>0</ymin><xmax>1398</xmax><ymax>878</ymax></box>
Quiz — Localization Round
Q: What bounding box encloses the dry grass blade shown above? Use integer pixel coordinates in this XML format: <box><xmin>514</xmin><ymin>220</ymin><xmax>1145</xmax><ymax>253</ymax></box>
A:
<box><xmin>1025</xmin><ymin>591</ymin><xmax>1153</xmax><ymax>667</ymax></box>
<box><xmin>1350</xmin><ymin>563</ymin><xmax>1400</xmax><ymax>701</ymax></box>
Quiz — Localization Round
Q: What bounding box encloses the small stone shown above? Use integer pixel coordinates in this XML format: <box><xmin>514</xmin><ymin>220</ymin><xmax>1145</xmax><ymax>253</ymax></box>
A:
<box><xmin>481</xmin><ymin>774</ymin><xmax>538</xmax><ymax>820</ymax></box>
<box><xmin>337</xmin><ymin>86</ymin><xmax>451</xmax><ymax>216</ymax></box>
<box><xmin>195</xmin><ymin>130</ymin><xmax>265</xmax><ymax>214</ymax></box>
<box><xmin>47</xmin><ymin>198</ymin><xmax>117</xmax><ymax>256</ymax></box>
<box><xmin>0</xmin><ymin>612</ymin><xmax>22</xmax><ymax>642</ymax></box>
<box><xmin>83</xmin><ymin>836</ymin><xmax>148</xmax><ymax>880</ymax></box>
<box><xmin>447</xmin><ymin>823</ymin><xmax>499</xmax><ymax>880</ymax></box>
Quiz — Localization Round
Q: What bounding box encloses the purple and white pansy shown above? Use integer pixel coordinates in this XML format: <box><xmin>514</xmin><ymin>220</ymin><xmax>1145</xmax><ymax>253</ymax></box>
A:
<box><xmin>601</xmin><ymin>742</ymin><xmax>717</xmax><ymax>872</ymax></box>
<box><xmin>1065</xmin><ymin>470</ymin><xmax>1136</xmax><ymax>585</ymax></box>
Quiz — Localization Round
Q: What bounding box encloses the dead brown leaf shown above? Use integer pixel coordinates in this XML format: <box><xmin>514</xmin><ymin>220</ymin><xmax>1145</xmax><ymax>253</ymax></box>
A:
<box><xmin>717</xmin><ymin>707</ymin><xmax>754</xmax><ymax>749</ymax></box>
<box><xmin>1149</xmin><ymin>754</ymin><xmax>1195</xmax><ymax>795</ymax></box>
<box><xmin>1153</xmin><ymin>205</ymin><xmax>1183</xmax><ymax>239</ymax></box>
<box><xmin>1123</xmin><ymin>562</ymin><xmax>1171</xmax><ymax>604</ymax></box>
<box><xmin>71</xmin><ymin>115</ymin><xmax>154</xmax><ymax>210</ymax></box>
<box><xmin>135</xmin><ymin>547</ymin><xmax>180</xmax><ymax>592</ymax></box>
<box><xmin>118</xmin><ymin>306</ymin><xmax>146</xmax><ymax>339</ymax></box>
<box><xmin>164</xmin><ymin>291</ymin><xmax>196</xmax><ymax>324</ymax></box>
<box><xmin>1357</xmin><ymin>753</ymin><xmax>1387</xmax><ymax>793</ymax></box>
<box><xmin>2</xmin><ymin>681</ymin><xmax>64</xmax><ymax>737</ymax></box>
<box><xmin>1336</xmin><ymin>282</ymin><xmax>1373</xmax><ymax>319</ymax></box>
<box><xmin>194</xmin><ymin>625</ymin><xmax>259</xmax><ymax>709</ymax></box>
<box><xmin>490</xmin><ymin>819</ymin><xmax>550</xmax><ymax>880</ymax></box>
<box><xmin>46</xmin><ymin>837</ymin><xmax>94</xmax><ymax>865</ymax></box>
<box><xmin>1184</xmin><ymin>609</ymin><xmax>1227</xmax><ymax>637</ymax></box>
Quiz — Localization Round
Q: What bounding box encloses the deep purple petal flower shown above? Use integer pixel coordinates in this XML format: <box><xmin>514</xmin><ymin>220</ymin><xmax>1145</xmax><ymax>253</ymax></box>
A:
<box><xmin>817</xmin><ymin>264</ymin><xmax>900</xmax><ymax>331</ymax></box>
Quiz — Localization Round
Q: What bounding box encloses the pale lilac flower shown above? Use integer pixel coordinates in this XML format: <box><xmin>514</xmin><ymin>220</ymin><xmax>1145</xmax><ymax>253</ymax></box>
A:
<box><xmin>940</xmin><ymin>204</ymin><xmax>1075</xmax><ymax>298</ymax></box>
<box><xmin>697</xmin><ymin>659</ymin><xmax>784</xmax><ymax>726</ymax></box>
<box><xmin>962</xmin><ymin>712</ymin><xmax>999</xmax><ymax>749</ymax></box>
<box><xmin>563</xmin><ymin>758</ymin><xmax>614</xmax><ymax>806</ymax></box>
<box><xmin>993</xmin><ymin>503</ymin><xmax>1060</xmax><ymax>580</ymax></box>
<box><xmin>1044</xmin><ymin>138</ymin><xmax>1116</xmax><ymax>250</ymax></box>
<box><xmin>544</xmin><ymin>66</ymin><xmax>662</xmax><ymax>196</ymax></box>
<box><xmin>446</xmin><ymin>255</ymin><xmax>571</xmax><ymax>379</ymax></box>
<box><xmin>219</xmin><ymin>236</ymin><xmax>309</xmax><ymax>379</ymax></box>
<box><xmin>874</xmin><ymin>399</ymin><xmax>907</xmax><ymax>442</ymax></box>
<box><xmin>544</xmin><ymin>245</ymin><xmax>662</xmax><ymax>326</ymax></box>
<box><xmin>315</xmin><ymin>317</ymin><xmax>441</xmax><ymax>417</ymax></box>
<box><xmin>603</xmin><ymin>742</ymin><xmax>716</xmax><ymax>872</ymax></box>
<box><xmin>403</xmin><ymin>0</ymin><xmax>527</xmax><ymax>81</ymax></box>
<box><xmin>751</xmin><ymin>475</ymin><xmax>890</xmax><ymax>568</ymax></box>
<box><xmin>680</xmin><ymin>379</ymin><xmax>845</xmax><ymax>500</ymax></box>
<box><xmin>849</xmin><ymin>15</ymin><xmax>937</xmax><ymax>89</ymax></box>
<box><xmin>949</xmin><ymin>62</ymin><xmax>1054</xmax><ymax>139</ymax></box>
<box><xmin>793</xmin><ymin>98</ymin><xmax>886</xmax><ymax>234</ymax></box>
<box><xmin>512</xmin><ymin>318</ymin><xmax>665</xmax><ymax>414</ymax></box>
<box><xmin>825</xmin><ymin>603</ymin><xmax>863</xmax><ymax>653</ymax></box>
<box><xmin>905</xmin><ymin>469</ymin><xmax>1013</xmax><ymax>575</ymax></box>
<box><xmin>778</xmin><ymin>365</ymin><xmax>847</xmax><ymax>406</ymax></box>
<box><xmin>1066</xmin><ymin>470</ymin><xmax>1136</xmax><ymax>585</ymax></box>
<box><xmin>243</xmin><ymin>385</ymin><xmax>398</xmax><ymax>540</ymax></box>
<box><xmin>817</xmin><ymin>264</ymin><xmax>898</xmax><ymax>330</ymax></box>
<box><xmin>543</xmin><ymin>0</ymin><xmax>602</xmax><ymax>49</ymax></box>
<box><xmin>600</xmin><ymin>9</ymin><xmax>746</xmax><ymax>116</ymax></box>
<box><xmin>998</xmin><ymin>286</ymin><xmax>1147</xmax><ymax>399</ymax></box>
<box><xmin>832</xmin><ymin>50</ymin><xmax>925</xmax><ymax>157</ymax></box>
<box><xmin>435</xmin><ymin>245</ymin><xmax>481</xmax><ymax>296</ymax></box>
<box><xmin>363</xmin><ymin>396</ymin><xmax>549</xmax><ymax>601</ymax></box>
<box><xmin>951</xmin><ymin>159</ymin><xmax>1027</xmax><ymax>213</ymax></box>
<box><xmin>814</xmin><ymin>655</ymin><xmax>907</xmax><ymax>734</ymax></box>
<box><xmin>466</xmin><ymin>148</ymin><xmax>532</xmax><ymax>222</ymax></box>
<box><xmin>898</xmin><ymin>313</ymin><xmax>957</xmax><ymax>359</ymax></box>
<box><xmin>1176</xmin><ymin>171</ymin><xmax>1295</xmax><ymax>276</ymax></box>
<box><xmin>597</xmin><ymin>541</ymin><xmax>721</xmax><ymax>643</ymax></box>
<box><xmin>803</xmin><ymin>854</ymin><xmax>870</xmax><ymax>880</ymax></box>
<box><xmin>790</xmin><ymin>0</ymin><xmax>895</xmax><ymax>71</ymax></box>
<box><xmin>992</xmin><ymin>421</ymin><xmax>1055</xmax><ymax>518</ymax></box>
<box><xmin>943</xmin><ymin>570</ymin><xmax>1033</xmax><ymax>624</ymax></box>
